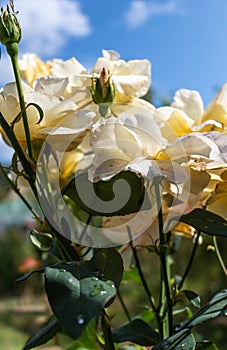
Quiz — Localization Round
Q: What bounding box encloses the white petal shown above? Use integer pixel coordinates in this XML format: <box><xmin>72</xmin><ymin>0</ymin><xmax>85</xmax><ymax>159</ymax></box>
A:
<box><xmin>39</xmin><ymin>110</ymin><xmax>95</xmax><ymax>135</ymax></box>
<box><xmin>171</xmin><ymin>88</ymin><xmax>204</xmax><ymax>124</ymax></box>
<box><xmin>49</xmin><ymin>57</ymin><xmax>87</xmax><ymax>77</ymax></box>
<box><xmin>114</xmin><ymin>121</ymin><xmax>142</xmax><ymax>159</ymax></box>
<box><xmin>112</xmin><ymin>75</ymin><xmax>150</xmax><ymax>97</ymax></box>
<box><xmin>203</xmin><ymin>131</ymin><xmax>227</xmax><ymax>163</ymax></box>
<box><xmin>91</xmin><ymin>57</ymin><xmax>129</xmax><ymax>75</ymax></box>
<box><xmin>118</xmin><ymin>112</ymin><xmax>167</xmax><ymax>156</ymax></box>
<box><xmin>34</xmin><ymin>76</ymin><xmax>69</xmax><ymax>97</ymax></box>
<box><xmin>128</xmin><ymin>59</ymin><xmax>151</xmax><ymax>80</ymax></box>
<box><xmin>202</xmin><ymin>83</ymin><xmax>227</xmax><ymax>126</ymax></box>
<box><xmin>154</xmin><ymin>106</ymin><xmax>194</xmax><ymax>142</ymax></box>
<box><xmin>102</xmin><ymin>49</ymin><xmax>120</xmax><ymax>60</ymax></box>
<box><xmin>164</xmin><ymin>133</ymin><xmax>221</xmax><ymax>162</ymax></box>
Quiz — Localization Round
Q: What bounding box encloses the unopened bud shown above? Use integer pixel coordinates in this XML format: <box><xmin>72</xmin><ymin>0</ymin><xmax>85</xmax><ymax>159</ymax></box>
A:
<box><xmin>91</xmin><ymin>67</ymin><xmax>115</xmax><ymax>105</ymax></box>
<box><xmin>0</xmin><ymin>1</ymin><xmax>21</xmax><ymax>51</ymax></box>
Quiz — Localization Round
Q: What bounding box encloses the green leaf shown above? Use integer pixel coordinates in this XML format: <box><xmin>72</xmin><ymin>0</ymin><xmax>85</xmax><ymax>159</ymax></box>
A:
<box><xmin>153</xmin><ymin>329</ymin><xmax>196</xmax><ymax>350</ymax></box>
<box><xmin>16</xmin><ymin>267</ymin><xmax>45</xmax><ymax>282</ymax></box>
<box><xmin>123</xmin><ymin>264</ymin><xmax>141</xmax><ymax>284</ymax></box>
<box><xmin>45</xmin><ymin>267</ymin><xmax>116</xmax><ymax>339</ymax></box>
<box><xmin>11</xmin><ymin>152</ymin><xmax>19</xmax><ymax>172</ymax></box>
<box><xmin>179</xmin><ymin>209</ymin><xmax>227</xmax><ymax>237</ymax></box>
<box><xmin>16</xmin><ymin>260</ymin><xmax>97</xmax><ymax>283</ymax></box>
<box><xmin>180</xmin><ymin>290</ymin><xmax>201</xmax><ymax>309</ymax></box>
<box><xmin>91</xmin><ymin>248</ymin><xmax>124</xmax><ymax>288</ymax></box>
<box><xmin>136</xmin><ymin>307</ymin><xmax>156</xmax><ymax>324</ymax></box>
<box><xmin>29</xmin><ymin>102</ymin><xmax>44</xmax><ymax>124</ymax></box>
<box><xmin>23</xmin><ymin>317</ymin><xmax>61</xmax><ymax>350</ymax></box>
<box><xmin>112</xmin><ymin>319</ymin><xmax>160</xmax><ymax>346</ymax></box>
<box><xmin>195</xmin><ymin>341</ymin><xmax>219</xmax><ymax>350</ymax></box>
<box><xmin>30</xmin><ymin>229</ymin><xmax>55</xmax><ymax>251</ymax></box>
<box><xmin>63</xmin><ymin>170</ymin><xmax>148</xmax><ymax>216</ymax></box>
<box><xmin>65</xmin><ymin>318</ymin><xmax>100</xmax><ymax>350</ymax></box>
<box><xmin>51</xmin><ymin>260</ymin><xmax>99</xmax><ymax>279</ymax></box>
<box><xmin>180</xmin><ymin>290</ymin><xmax>227</xmax><ymax>329</ymax></box>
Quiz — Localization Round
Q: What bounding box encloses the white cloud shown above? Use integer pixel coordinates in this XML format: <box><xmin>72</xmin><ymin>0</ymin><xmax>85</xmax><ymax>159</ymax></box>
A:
<box><xmin>125</xmin><ymin>0</ymin><xmax>182</xmax><ymax>28</ymax></box>
<box><xmin>1</xmin><ymin>0</ymin><xmax>92</xmax><ymax>56</ymax></box>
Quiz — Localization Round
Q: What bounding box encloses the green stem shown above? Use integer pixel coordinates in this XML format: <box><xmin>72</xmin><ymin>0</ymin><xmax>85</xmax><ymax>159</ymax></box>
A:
<box><xmin>54</xmin><ymin>231</ymin><xmax>77</xmax><ymax>261</ymax></box>
<box><xmin>154</xmin><ymin>182</ymin><xmax>173</xmax><ymax>337</ymax></box>
<box><xmin>127</xmin><ymin>226</ymin><xmax>156</xmax><ymax>310</ymax></box>
<box><xmin>117</xmin><ymin>289</ymin><xmax>131</xmax><ymax>322</ymax></box>
<box><xmin>178</xmin><ymin>231</ymin><xmax>201</xmax><ymax>290</ymax></box>
<box><xmin>127</xmin><ymin>226</ymin><xmax>163</xmax><ymax>337</ymax></box>
<box><xmin>213</xmin><ymin>236</ymin><xmax>227</xmax><ymax>276</ymax></box>
<box><xmin>101</xmin><ymin>311</ymin><xmax>115</xmax><ymax>350</ymax></box>
<box><xmin>0</xmin><ymin>113</ymin><xmax>36</xmax><ymax>196</ymax></box>
<box><xmin>7</xmin><ymin>43</ymin><xmax>33</xmax><ymax>160</ymax></box>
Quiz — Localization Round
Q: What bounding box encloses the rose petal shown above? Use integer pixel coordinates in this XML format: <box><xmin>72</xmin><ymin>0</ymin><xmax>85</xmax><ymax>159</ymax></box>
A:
<box><xmin>171</xmin><ymin>88</ymin><xmax>204</xmax><ymax>124</ymax></box>
<box><xmin>202</xmin><ymin>83</ymin><xmax>227</xmax><ymax>127</ymax></box>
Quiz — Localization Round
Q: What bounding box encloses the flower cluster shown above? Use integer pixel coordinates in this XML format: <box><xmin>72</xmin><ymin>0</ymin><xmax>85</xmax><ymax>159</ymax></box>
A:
<box><xmin>1</xmin><ymin>48</ymin><xmax>227</xmax><ymax>245</ymax></box>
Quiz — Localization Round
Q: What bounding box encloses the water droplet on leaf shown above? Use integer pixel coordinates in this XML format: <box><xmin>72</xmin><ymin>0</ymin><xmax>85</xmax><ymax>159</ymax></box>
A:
<box><xmin>91</xmin><ymin>276</ymin><xmax>99</xmax><ymax>281</ymax></box>
<box><xmin>100</xmin><ymin>290</ymin><xmax>107</xmax><ymax>295</ymax></box>
<box><xmin>76</xmin><ymin>314</ymin><xmax>85</xmax><ymax>325</ymax></box>
<box><xmin>106</xmin><ymin>280</ymin><xmax>115</xmax><ymax>288</ymax></box>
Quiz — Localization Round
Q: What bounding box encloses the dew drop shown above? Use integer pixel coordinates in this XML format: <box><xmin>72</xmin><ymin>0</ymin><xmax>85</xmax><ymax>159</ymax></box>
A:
<box><xmin>91</xmin><ymin>276</ymin><xmax>99</xmax><ymax>281</ymax></box>
<box><xmin>59</xmin><ymin>268</ymin><xmax>66</xmax><ymax>272</ymax></box>
<box><xmin>106</xmin><ymin>280</ymin><xmax>115</xmax><ymax>288</ymax></box>
<box><xmin>100</xmin><ymin>290</ymin><xmax>107</xmax><ymax>295</ymax></box>
<box><xmin>76</xmin><ymin>313</ymin><xmax>85</xmax><ymax>325</ymax></box>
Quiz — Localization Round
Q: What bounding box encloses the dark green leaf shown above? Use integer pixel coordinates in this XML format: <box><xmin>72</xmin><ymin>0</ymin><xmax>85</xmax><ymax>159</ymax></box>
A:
<box><xmin>63</xmin><ymin>170</ymin><xmax>149</xmax><ymax>216</ymax></box>
<box><xmin>180</xmin><ymin>290</ymin><xmax>227</xmax><ymax>329</ymax></box>
<box><xmin>180</xmin><ymin>290</ymin><xmax>201</xmax><ymax>309</ymax></box>
<box><xmin>11</xmin><ymin>152</ymin><xmax>19</xmax><ymax>172</ymax></box>
<box><xmin>45</xmin><ymin>267</ymin><xmax>116</xmax><ymax>339</ymax></box>
<box><xmin>91</xmin><ymin>248</ymin><xmax>124</xmax><ymax>288</ymax></box>
<box><xmin>23</xmin><ymin>317</ymin><xmax>61</xmax><ymax>350</ymax></box>
<box><xmin>50</xmin><ymin>260</ymin><xmax>98</xmax><ymax>280</ymax></box>
<box><xmin>16</xmin><ymin>260</ymin><xmax>97</xmax><ymax>283</ymax></box>
<box><xmin>16</xmin><ymin>267</ymin><xmax>45</xmax><ymax>282</ymax></box>
<box><xmin>195</xmin><ymin>341</ymin><xmax>219</xmax><ymax>350</ymax></box>
<box><xmin>0</xmin><ymin>165</ymin><xmax>11</xmax><ymax>199</ymax></box>
<box><xmin>112</xmin><ymin>319</ymin><xmax>160</xmax><ymax>346</ymax></box>
<box><xmin>179</xmin><ymin>209</ymin><xmax>227</xmax><ymax>237</ymax></box>
<box><xmin>10</xmin><ymin>102</ymin><xmax>44</xmax><ymax>129</ymax></box>
<box><xmin>153</xmin><ymin>329</ymin><xmax>195</xmax><ymax>350</ymax></box>
<box><xmin>10</xmin><ymin>110</ymin><xmax>23</xmax><ymax>128</ymax></box>
<box><xmin>65</xmin><ymin>318</ymin><xmax>99</xmax><ymax>350</ymax></box>
<box><xmin>28</xmin><ymin>102</ymin><xmax>44</xmax><ymax>124</ymax></box>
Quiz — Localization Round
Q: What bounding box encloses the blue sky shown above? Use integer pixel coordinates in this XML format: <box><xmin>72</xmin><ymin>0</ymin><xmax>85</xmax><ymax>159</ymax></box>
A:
<box><xmin>0</xmin><ymin>0</ymin><xmax>227</xmax><ymax>162</ymax></box>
